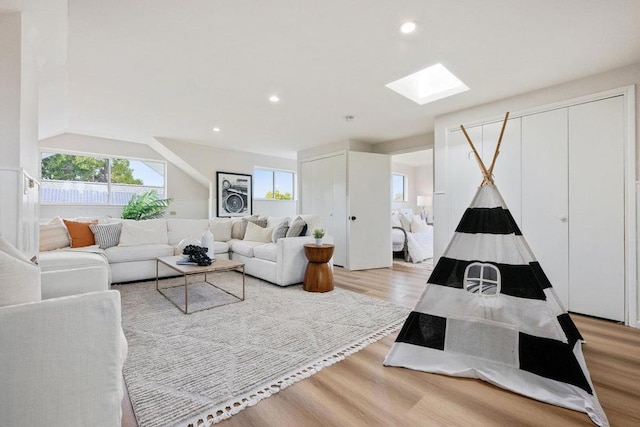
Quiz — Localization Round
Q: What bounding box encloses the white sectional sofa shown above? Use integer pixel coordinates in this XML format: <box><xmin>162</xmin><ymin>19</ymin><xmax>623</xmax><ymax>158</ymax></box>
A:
<box><xmin>39</xmin><ymin>215</ymin><xmax>331</xmax><ymax>292</ymax></box>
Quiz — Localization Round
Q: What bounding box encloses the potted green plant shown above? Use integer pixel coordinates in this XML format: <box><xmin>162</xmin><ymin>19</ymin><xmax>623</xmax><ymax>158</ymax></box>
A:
<box><xmin>121</xmin><ymin>190</ymin><xmax>173</xmax><ymax>220</ymax></box>
<box><xmin>313</xmin><ymin>228</ymin><xmax>325</xmax><ymax>246</ymax></box>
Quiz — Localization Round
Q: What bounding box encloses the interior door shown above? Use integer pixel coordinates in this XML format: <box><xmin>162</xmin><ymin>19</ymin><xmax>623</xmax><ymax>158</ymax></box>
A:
<box><xmin>568</xmin><ymin>96</ymin><xmax>625</xmax><ymax>321</ymax></box>
<box><xmin>521</xmin><ymin>108</ymin><xmax>569</xmax><ymax>308</ymax></box>
<box><xmin>347</xmin><ymin>151</ymin><xmax>391</xmax><ymax>270</ymax></box>
<box><xmin>300</xmin><ymin>154</ymin><xmax>347</xmax><ymax>266</ymax></box>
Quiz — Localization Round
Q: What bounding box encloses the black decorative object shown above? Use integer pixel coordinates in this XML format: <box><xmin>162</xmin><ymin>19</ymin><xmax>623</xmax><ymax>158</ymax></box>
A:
<box><xmin>216</xmin><ymin>171</ymin><xmax>252</xmax><ymax>217</ymax></box>
<box><xmin>182</xmin><ymin>245</ymin><xmax>212</xmax><ymax>266</ymax></box>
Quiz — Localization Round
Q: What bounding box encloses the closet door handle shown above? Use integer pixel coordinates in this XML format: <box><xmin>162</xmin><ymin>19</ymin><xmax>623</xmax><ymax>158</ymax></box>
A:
<box><xmin>558</xmin><ymin>215</ymin><xmax>567</xmax><ymax>222</ymax></box>
<box><xmin>349</xmin><ymin>216</ymin><xmax>357</xmax><ymax>221</ymax></box>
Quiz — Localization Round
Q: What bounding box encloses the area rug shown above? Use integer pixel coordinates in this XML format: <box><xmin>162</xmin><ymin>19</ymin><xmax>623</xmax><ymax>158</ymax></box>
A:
<box><xmin>115</xmin><ymin>273</ymin><xmax>410</xmax><ymax>427</ymax></box>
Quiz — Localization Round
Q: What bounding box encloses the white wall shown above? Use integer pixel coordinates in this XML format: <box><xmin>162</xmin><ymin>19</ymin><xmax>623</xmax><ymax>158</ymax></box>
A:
<box><xmin>39</xmin><ymin>133</ymin><xmax>209</xmax><ymax>219</ymax></box>
<box><xmin>158</xmin><ymin>138</ymin><xmax>298</xmax><ymax>218</ymax></box>
<box><xmin>434</xmin><ymin>62</ymin><xmax>640</xmax><ymax>327</ymax></box>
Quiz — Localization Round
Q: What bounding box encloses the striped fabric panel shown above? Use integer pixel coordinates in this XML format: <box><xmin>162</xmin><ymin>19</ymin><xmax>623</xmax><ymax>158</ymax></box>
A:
<box><xmin>445</xmin><ymin>233</ymin><xmax>535</xmax><ymax>265</ymax></box>
<box><xmin>89</xmin><ymin>222</ymin><xmax>122</xmax><ymax>249</ymax></box>
<box><xmin>519</xmin><ymin>332</ymin><xmax>592</xmax><ymax>394</ymax></box>
<box><xmin>428</xmin><ymin>257</ymin><xmax>547</xmax><ymax>300</ymax></box>
<box><xmin>395</xmin><ymin>312</ymin><xmax>446</xmax><ymax>350</ymax></box>
<box><xmin>456</xmin><ymin>207</ymin><xmax>522</xmax><ymax>235</ymax></box>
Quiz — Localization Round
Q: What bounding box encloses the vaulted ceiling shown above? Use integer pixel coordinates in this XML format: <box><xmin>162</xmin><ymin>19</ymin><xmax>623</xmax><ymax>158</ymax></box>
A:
<box><xmin>5</xmin><ymin>0</ymin><xmax>640</xmax><ymax>158</ymax></box>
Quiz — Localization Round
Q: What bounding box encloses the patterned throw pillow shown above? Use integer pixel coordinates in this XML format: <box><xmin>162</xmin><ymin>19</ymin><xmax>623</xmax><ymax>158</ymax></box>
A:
<box><xmin>271</xmin><ymin>221</ymin><xmax>289</xmax><ymax>242</ymax></box>
<box><xmin>39</xmin><ymin>217</ymin><xmax>70</xmax><ymax>251</ymax></box>
<box><xmin>63</xmin><ymin>219</ymin><xmax>98</xmax><ymax>248</ymax></box>
<box><xmin>239</xmin><ymin>217</ymin><xmax>267</xmax><ymax>239</ymax></box>
<box><xmin>286</xmin><ymin>216</ymin><xmax>307</xmax><ymax>237</ymax></box>
<box><xmin>89</xmin><ymin>222</ymin><xmax>123</xmax><ymax>249</ymax></box>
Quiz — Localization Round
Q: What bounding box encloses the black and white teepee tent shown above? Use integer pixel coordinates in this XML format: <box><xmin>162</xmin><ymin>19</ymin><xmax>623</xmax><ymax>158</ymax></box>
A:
<box><xmin>384</xmin><ymin>113</ymin><xmax>608</xmax><ymax>426</ymax></box>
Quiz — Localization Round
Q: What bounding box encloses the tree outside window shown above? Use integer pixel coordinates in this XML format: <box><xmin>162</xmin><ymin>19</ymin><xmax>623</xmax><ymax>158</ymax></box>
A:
<box><xmin>40</xmin><ymin>152</ymin><xmax>166</xmax><ymax>205</ymax></box>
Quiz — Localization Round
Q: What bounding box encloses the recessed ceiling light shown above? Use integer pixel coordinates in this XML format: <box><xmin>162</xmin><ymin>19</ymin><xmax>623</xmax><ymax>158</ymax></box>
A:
<box><xmin>212</xmin><ymin>127</ymin><xmax>220</xmax><ymax>133</ymax></box>
<box><xmin>400</xmin><ymin>21</ymin><xmax>417</xmax><ymax>34</ymax></box>
<box><xmin>269</xmin><ymin>95</ymin><xmax>280</xmax><ymax>103</ymax></box>
<box><xmin>385</xmin><ymin>63</ymin><xmax>469</xmax><ymax>105</ymax></box>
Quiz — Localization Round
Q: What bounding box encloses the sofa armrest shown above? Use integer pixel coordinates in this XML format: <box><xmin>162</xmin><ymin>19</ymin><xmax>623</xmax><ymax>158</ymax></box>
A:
<box><xmin>276</xmin><ymin>235</ymin><xmax>334</xmax><ymax>286</ymax></box>
<box><xmin>0</xmin><ymin>290</ymin><xmax>128</xmax><ymax>427</ymax></box>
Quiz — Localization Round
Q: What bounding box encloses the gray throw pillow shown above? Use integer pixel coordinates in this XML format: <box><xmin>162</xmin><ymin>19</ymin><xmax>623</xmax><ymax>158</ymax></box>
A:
<box><xmin>271</xmin><ymin>221</ymin><xmax>289</xmax><ymax>242</ymax></box>
<box><xmin>240</xmin><ymin>217</ymin><xmax>267</xmax><ymax>239</ymax></box>
<box><xmin>286</xmin><ymin>217</ymin><xmax>307</xmax><ymax>237</ymax></box>
<box><xmin>89</xmin><ymin>222</ymin><xmax>122</xmax><ymax>249</ymax></box>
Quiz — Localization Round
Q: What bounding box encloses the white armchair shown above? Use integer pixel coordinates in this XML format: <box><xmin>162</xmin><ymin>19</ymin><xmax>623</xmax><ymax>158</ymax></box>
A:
<box><xmin>0</xmin><ymin>290</ymin><xmax>128</xmax><ymax>427</ymax></box>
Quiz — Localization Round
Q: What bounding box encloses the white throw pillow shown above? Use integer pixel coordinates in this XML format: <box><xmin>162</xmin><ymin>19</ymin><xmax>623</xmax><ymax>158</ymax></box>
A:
<box><xmin>118</xmin><ymin>221</ymin><xmax>168</xmax><ymax>246</ymax></box>
<box><xmin>0</xmin><ymin>235</ymin><xmax>41</xmax><ymax>307</ymax></box>
<box><xmin>398</xmin><ymin>213</ymin><xmax>412</xmax><ymax>232</ymax></box>
<box><xmin>39</xmin><ymin>217</ymin><xmax>70</xmax><ymax>251</ymax></box>
<box><xmin>210</xmin><ymin>218</ymin><xmax>233</xmax><ymax>242</ymax></box>
<box><xmin>243</xmin><ymin>221</ymin><xmax>274</xmax><ymax>243</ymax></box>
<box><xmin>410</xmin><ymin>215</ymin><xmax>430</xmax><ymax>233</ymax></box>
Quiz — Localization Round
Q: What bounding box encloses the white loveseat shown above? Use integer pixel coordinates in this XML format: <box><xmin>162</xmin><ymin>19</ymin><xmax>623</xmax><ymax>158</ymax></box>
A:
<box><xmin>39</xmin><ymin>215</ymin><xmax>331</xmax><ymax>291</ymax></box>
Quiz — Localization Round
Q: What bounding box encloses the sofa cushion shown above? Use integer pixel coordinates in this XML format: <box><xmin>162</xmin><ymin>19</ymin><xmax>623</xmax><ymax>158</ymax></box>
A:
<box><xmin>119</xmin><ymin>220</ymin><xmax>168</xmax><ymax>246</ymax></box>
<box><xmin>231</xmin><ymin>215</ymin><xmax>258</xmax><ymax>239</ymax></box>
<box><xmin>105</xmin><ymin>244</ymin><xmax>174</xmax><ymax>264</ymax></box>
<box><xmin>0</xmin><ymin>235</ymin><xmax>41</xmax><ymax>307</ymax></box>
<box><xmin>89</xmin><ymin>222</ymin><xmax>122</xmax><ymax>249</ymax></box>
<box><xmin>253</xmin><ymin>243</ymin><xmax>277</xmax><ymax>262</ymax></box>
<box><xmin>167</xmin><ymin>219</ymin><xmax>209</xmax><ymax>245</ymax></box>
<box><xmin>238</xmin><ymin>217</ymin><xmax>267</xmax><ymax>239</ymax></box>
<box><xmin>243</xmin><ymin>222</ymin><xmax>274</xmax><ymax>243</ymax></box>
<box><xmin>286</xmin><ymin>216</ymin><xmax>307</xmax><ymax>237</ymax></box>
<box><xmin>210</xmin><ymin>218</ymin><xmax>233</xmax><ymax>242</ymax></box>
<box><xmin>38</xmin><ymin>249</ymin><xmax>108</xmax><ymax>271</ymax></box>
<box><xmin>39</xmin><ymin>217</ymin><xmax>70</xmax><ymax>251</ymax></box>
<box><xmin>63</xmin><ymin>219</ymin><xmax>98</xmax><ymax>248</ymax></box>
<box><xmin>229</xmin><ymin>240</ymin><xmax>265</xmax><ymax>258</ymax></box>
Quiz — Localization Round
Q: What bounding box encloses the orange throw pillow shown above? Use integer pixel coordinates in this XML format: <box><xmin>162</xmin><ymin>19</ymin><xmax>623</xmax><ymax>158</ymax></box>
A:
<box><xmin>63</xmin><ymin>219</ymin><xmax>98</xmax><ymax>248</ymax></box>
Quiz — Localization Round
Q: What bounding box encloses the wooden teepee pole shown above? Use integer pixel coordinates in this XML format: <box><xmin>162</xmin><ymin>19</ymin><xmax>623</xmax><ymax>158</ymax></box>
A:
<box><xmin>487</xmin><ymin>112</ymin><xmax>510</xmax><ymax>177</ymax></box>
<box><xmin>460</xmin><ymin>124</ymin><xmax>492</xmax><ymax>184</ymax></box>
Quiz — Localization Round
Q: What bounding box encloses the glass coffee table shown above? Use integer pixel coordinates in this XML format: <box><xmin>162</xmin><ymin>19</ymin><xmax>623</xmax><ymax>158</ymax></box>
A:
<box><xmin>156</xmin><ymin>256</ymin><xmax>245</xmax><ymax>314</ymax></box>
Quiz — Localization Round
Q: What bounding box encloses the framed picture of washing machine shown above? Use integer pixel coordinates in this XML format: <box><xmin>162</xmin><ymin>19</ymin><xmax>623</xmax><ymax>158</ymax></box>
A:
<box><xmin>216</xmin><ymin>171</ymin><xmax>252</xmax><ymax>217</ymax></box>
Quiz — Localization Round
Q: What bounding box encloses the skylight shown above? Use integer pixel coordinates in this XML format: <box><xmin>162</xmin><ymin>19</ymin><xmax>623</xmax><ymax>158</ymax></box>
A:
<box><xmin>386</xmin><ymin>63</ymin><xmax>469</xmax><ymax>105</ymax></box>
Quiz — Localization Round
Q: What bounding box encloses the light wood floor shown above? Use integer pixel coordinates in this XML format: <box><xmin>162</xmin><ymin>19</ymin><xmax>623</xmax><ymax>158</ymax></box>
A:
<box><xmin>122</xmin><ymin>264</ymin><xmax>640</xmax><ymax>427</ymax></box>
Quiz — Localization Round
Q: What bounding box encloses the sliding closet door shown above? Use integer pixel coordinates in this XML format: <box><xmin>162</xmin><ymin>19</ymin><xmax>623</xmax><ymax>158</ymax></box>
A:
<box><xmin>568</xmin><ymin>96</ymin><xmax>625</xmax><ymax>321</ymax></box>
<box><xmin>482</xmin><ymin>118</ymin><xmax>522</xmax><ymax>226</ymax></box>
<box><xmin>521</xmin><ymin>109</ymin><xmax>569</xmax><ymax>308</ymax></box>
<box><xmin>449</xmin><ymin>125</ymin><xmax>483</xmax><ymax>237</ymax></box>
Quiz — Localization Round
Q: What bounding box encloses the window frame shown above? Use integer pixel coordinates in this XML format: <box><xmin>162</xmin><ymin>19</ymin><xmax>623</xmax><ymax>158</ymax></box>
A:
<box><xmin>392</xmin><ymin>173</ymin><xmax>408</xmax><ymax>202</ymax></box>
<box><xmin>463</xmin><ymin>262</ymin><xmax>501</xmax><ymax>296</ymax></box>
<box><xmin>39</xmin><ymin>149</ymin><xmax>168</xmax><ymax>206</ymax></box>
<box><xmin>252</xmin><ymin>167</ymin><xmax>296</xmax><ymax>201</ymax></box>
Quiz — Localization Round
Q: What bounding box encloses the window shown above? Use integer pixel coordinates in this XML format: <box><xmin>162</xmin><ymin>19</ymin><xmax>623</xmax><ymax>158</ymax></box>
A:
<box><xmin>464</xmin><ymin>262</ymin><xmax>501</xmax><ymax>296</ymax></box>
<box><xmin>40</xmin><ymin>152</ymin><xmax>166</xmax><ymax>205</ymax></box>
<box><xmin>392</xmin><ymin>174</ymin><xmax>407</xmax><ymax>201</ymax></box>
<box><xmin>253</xmin><ymin>167</ymin><xmax>294</xmax><ymax>200</ymax></box>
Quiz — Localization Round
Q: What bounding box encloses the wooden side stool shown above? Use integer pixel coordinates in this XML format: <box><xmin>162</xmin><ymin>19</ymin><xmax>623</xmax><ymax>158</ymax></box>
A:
<box><xmin>303</xmin><ymin>243</ymin><xmax>335</xmax><ymax>292</ymax></box>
